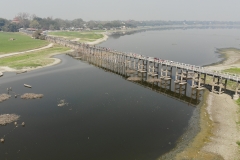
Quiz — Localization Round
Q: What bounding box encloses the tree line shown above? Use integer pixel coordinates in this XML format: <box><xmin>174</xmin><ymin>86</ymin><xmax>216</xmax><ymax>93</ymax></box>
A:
<box><xmin>1</xmin><ymin>12</ymin><xmax>240</xmax><ymax>32</ymax></box>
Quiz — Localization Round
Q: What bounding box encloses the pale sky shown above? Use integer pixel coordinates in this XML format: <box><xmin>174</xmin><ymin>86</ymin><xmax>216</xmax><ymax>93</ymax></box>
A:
<box><xmin>0</xmin><ymin>0</ymin><xmax>239</xmax><ymax>21</ymax></box>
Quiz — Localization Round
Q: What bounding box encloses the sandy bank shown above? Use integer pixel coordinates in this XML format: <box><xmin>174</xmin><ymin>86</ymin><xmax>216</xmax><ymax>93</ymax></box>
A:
<box><xmin>160</xmin><ymin>48</ymin><xmax>240</xmax><ymax>159</ymax></box>
<box><xmin>206</xmin><ymin>48</ymin><xmax>240</xmax><ymax>71</ymax></box>
<box><xmin>203</xmin><ymin>93</ymin><xmax>240</xmax><ymax>159</ymax></box>
<box><xmin>186</xmin><ymin>49</ymin><xmax>240</xmax><ymax>159</ymax></box>
<box><xmin>86</xmin><ymin>33</ymin><xmax>108</xmax><ymax>45</ymax></box>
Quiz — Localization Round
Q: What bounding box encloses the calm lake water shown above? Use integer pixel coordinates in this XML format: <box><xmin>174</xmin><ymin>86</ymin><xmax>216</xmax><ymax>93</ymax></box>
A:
<box><xmin>0</xmin><ymin>28</ymin><xmax>240</xmax><ymax>160</ymax></box>
<box><xmin>100</xmin><ymin>28</ymin><xmax>240</xmax><ymax>66</ymax></box>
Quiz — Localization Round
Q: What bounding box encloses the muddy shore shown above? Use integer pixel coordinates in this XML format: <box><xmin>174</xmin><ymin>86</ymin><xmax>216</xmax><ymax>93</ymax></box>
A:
<box><xmin>159</xmin><ymin>48</ymin><xmax>240</xmax><ymax>160</ymax></box>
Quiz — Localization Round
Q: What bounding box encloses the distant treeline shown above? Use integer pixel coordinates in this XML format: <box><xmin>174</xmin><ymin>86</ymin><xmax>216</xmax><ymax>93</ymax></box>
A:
<box><xmin>1</xmin><ymin>12</ymin><xmax>240</xmax><ymax>32</ymax></box>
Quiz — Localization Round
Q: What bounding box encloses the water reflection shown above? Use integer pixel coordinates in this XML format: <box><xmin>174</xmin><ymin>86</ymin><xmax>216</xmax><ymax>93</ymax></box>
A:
<box><xmin>68</xmin><ymin>52</ymin><xmax>201</xmax><ymax>106</ymax></box>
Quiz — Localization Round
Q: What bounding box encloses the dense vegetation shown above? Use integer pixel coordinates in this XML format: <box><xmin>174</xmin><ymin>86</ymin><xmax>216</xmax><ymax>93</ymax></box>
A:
<box><xmin>1</xmin><ymin>12</ymin><xmax>240</xmax><ymax>32</ymax></box>
<box><xmin>0</xmin><ymin>32</ymin><xmax>48</xmax><ymax>54</ymax></box>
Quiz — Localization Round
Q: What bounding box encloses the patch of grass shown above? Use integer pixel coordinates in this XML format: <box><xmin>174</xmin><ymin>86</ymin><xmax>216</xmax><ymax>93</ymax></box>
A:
<box><xmin>237</xmin><ymin>141</ymin><xmax>240</xmax><ymax>146</ymax></box>
<box><xmin>0</xmin><ymin>45</ymin><xmax>70</xmax><ymax>69</ymax></box>
<box><xmin>236</xmin><ymin>98</ymin><xmax>240</xmax><ymax>106</ymax></box>
<box><xmin>224</xmin><ymin>68</ymin><xmax>240</xmax><ymax>74</ymax></box>
<box><xmin>0</xmin><ymin>32</ymin><xmax>49</xmax><ymax>54</ymax></box>
<box><xmin>48</xmin><ymin>31</ymin><xmax>104</xmax><ymax>43</ymax></box>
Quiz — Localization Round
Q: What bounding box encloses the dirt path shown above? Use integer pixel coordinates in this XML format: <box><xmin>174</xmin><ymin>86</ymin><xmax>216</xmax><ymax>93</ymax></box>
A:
<box><xmin>0</xmin><ymin>43</ymin><xmax>53</xmax><ymax>59</ymax></box>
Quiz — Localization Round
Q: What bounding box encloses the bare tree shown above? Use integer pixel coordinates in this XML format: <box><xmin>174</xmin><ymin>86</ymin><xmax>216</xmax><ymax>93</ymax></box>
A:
<box><xmin>17</xmin><ymin>12</ymin><xmax>30</xmax><ymax>28</ymax></box>
<box><xmin>30</xmin><ymin>14</ymin><xmax>37</xmax><ymax>21</ymax></box>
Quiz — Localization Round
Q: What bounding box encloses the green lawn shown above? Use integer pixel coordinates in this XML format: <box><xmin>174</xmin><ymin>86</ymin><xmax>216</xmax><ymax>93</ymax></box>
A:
<box><xmin>224</xmin><ymin>68</ymin><xmax>240</xmax><ymax>74</ymax></box>
<box><xmin>48</xmin><ymin>31</ymin><xmax>104</xmax><ymax>42</ymax></box>
<box><xmin>0</xmin><ymin>32</ymin><xmax>49</xmax><ymax>54</ymax></box>
<box><xmin>0</xmin><ymin>45</ymin><xmax>70</xmax><ymax>69</ymax></box>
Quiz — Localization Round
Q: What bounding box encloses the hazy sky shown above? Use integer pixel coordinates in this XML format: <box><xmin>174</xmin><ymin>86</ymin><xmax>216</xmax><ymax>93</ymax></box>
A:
<box><xmin>1</xmin><ymin>0</ymin><xmax>239</xmax><ymax>21</ymax></box>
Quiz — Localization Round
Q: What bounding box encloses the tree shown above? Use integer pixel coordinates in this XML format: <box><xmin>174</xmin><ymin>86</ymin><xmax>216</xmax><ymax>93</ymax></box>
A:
<box><xmin>32</xmin><ymin>30</ymin><xmax>45</xmax><ymax>40</ymax></box>
<box><xmin>98</xmin><ymin>24</ymin><xmax>103</xmax><ymax>29</ymax></box>
<box><xmin>29</xmin><ymin>20</ymin><xmax>41</xmax><ymax>29</ymax></box>
<box><xmin>2</xmin><ymin>23</ymin><xmax>20</xmax><ymax>32</ymax></box>
<box><xmin>0</xmin><ymin>18</ymin><xmax>9</xmax><ymax>31</ymax></box>
<box><xmin>49</xmin><ymin>24</ymin><xmax>55</xmax><ymax>30</ymax></box>
<box><xmin>86</xmin><ymin>21</ymin><xmax>95</xmax><ymax>29</ymax></box>
<box><xmin>17</xmin><ymin>12</ymin><xmax>30</xmax><ymax>28</ymax></box>
<box><xmin>72</xmin><ymin>18</ymin><xmax>84</xmax><ymax>28</ymax></box>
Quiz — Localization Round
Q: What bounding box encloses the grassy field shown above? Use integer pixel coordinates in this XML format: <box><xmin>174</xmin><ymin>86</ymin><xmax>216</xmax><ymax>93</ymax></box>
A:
<box><xmin>48</xmin><ymin>31</ymin><xmax>104</xmax><ymax>43</ymax></box>
<box><xmin>0</xmin><ymin>32</ymin><xmax>49</xmax><ymax>54</ymax></box>
<box><xmin>224</xmin><ymin>68</ymin><xmax>240</xmax><ymax>74</ymax></box>
<box><xmin>0</xmin><ymin>45</ymin><xmax>70</xmax><ymax>69</ymax></box>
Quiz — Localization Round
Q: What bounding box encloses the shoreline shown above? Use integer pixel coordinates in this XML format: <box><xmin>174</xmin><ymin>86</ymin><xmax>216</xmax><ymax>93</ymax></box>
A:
<box><xmin>0</xmin><ymin>49</ymin><xmax>73</xmax><ymax>73</ymax></box>
<box><xmin>0</xmin><ymin>31</ymin><xmax>109</xmax><ymax>74</ymax></box>
<box><xmin>48</xmin><ymin>32</ymin><xmax>109</xmax><ymax>46</ymax></box>
<box><xmin>86</xmin><ymin>33</ymin><xmax>108</xmax><ymax>45</ymax></box>
<box><xmin>159</xmin><ymin>48</ymin><xmax>240</xmax><ymax>159</ymax></box>
<box><xmin>205</xmin><ymin>48</ymin><xmax>240</xmax><ymax>71</ymax></box>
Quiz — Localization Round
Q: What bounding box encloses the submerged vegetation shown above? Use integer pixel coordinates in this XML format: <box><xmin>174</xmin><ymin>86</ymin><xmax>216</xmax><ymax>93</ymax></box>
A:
<box><xmin>0</xmin><ymin>32</ymin><xmax>48</xmax><ymax>54</ymax></box>
<box><xmin>21</xmin><ymin>93</ymin><xmax>44</xmax><ymax>99</ymax></box>
<box><xmin>0</xmin><ymin>114</ymin><xmax>20</xmax><ymax>125</ymax></box>
<box><xmin>0</xmin><ymin>94</ymin><xmax>11</xmax><ymax>102</ymax></box>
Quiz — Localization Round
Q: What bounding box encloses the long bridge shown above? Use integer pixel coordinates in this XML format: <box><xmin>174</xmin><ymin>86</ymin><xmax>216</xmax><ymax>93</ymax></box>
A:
<box><xmin>46</xmin><ymin>35</ymin><xmax>240</xmax><ymax>101</ymax></box>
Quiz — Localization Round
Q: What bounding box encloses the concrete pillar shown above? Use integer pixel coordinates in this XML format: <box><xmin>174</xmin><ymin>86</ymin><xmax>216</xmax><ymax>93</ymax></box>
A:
<box><xmin>158</xmin><ymin>63</ymin><xmax>161</xmax><ymax>79</ymax></box>
<box><xmin>198</xmin><ymin>73</ymin><xmax>201</xmax><ymax>88</ymax></box>
<box><xmin>224</xmin><ymin>79</ymin><xmax>227</xmax><ymax>90</ymax></box>
<box><xmin>203</xmin><ymin>74</ymin><xmax>206</xmax><ymax>85</ymax></box>
<box><xmin>146</xmin><ymin>60</ymin><xmax>149</xmax><ymax>80</ymax></box>
<box><xmin>233</xmin><ymin>82</ymin><xmax>239</xmax><ymax>100</ymax></box>
<box><xmin>175</xmin><ymin>67</ymin><xmax>178</xmax><ymax>81</ymax></box>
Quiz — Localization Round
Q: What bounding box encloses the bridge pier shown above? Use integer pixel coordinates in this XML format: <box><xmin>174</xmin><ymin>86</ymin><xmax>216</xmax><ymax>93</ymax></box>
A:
<box><xmin>233</xmin><ymin>82</ymin><xmax>239</xmax><ymax>100</ymax></box>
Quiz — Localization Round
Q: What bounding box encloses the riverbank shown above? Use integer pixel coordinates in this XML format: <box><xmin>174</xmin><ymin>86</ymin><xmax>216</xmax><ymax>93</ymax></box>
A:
<box><xmin>205</xmin><ymin>48</ymin><xmax>240</xmax><ymax>72</ymax></box>
<box><xmin>159</xmin><ymin>48</ymin><xmax>240</xmax><ymax>159</ymax></box>
<box><xmin>201</xmin><ymin>48</ymin><xmax>240</xmax><ymax>159</ymax></box>
<box><xmin>0</xmin><ymin>45</ymin><xmax>72</xmax><ymax>73</ymax></box>
<box><xmin>86</xmin><ymin>33</ymin><xmax>108</xmax><ymax>45</ymax></box>
<box><xmin>48</xmin><ymin>31</ymin><xmax>108</xmax><ymax>45</ymax></box>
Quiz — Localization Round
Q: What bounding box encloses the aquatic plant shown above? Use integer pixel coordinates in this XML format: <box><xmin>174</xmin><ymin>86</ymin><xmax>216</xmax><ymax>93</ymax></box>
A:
<box><xmin>0</xmin><ymin>114</ymin><xmax>20</xmax><ymax>125</ymax></box>
<box><xmin>0</xmin><ymin>94</ymin><xmax>11</xmax><ymax>102</ymax></box>
<box><xmin>21</xmin><ymin>93</ymin><xmax>43</xmax><ymax>99</ymax></box>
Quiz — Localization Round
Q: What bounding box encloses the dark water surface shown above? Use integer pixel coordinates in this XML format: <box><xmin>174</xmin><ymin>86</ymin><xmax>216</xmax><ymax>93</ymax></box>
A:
<box><xmin>1</xmin><ymin>28</ymin><xmax>239</xmax><ymax>160</ymax></box>
<box><xmin>0</xmin><ymin>55</ymin><xmax>194</xmax><ymax>160</ymax></box>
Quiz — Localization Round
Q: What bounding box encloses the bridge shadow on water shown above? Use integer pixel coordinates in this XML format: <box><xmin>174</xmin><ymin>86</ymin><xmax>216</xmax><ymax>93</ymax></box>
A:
<box><xmin>67</xmin><ymin>52</ymin><xmax>202</xmax><ymax>107</ymax></box>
